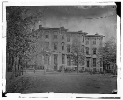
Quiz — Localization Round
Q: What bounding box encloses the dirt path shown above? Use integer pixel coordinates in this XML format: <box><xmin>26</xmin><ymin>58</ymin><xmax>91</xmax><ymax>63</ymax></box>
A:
<box><xmin>6</xmin><ymin>71</ymin><xmax>117</xmax><ymax>93</ymax></box>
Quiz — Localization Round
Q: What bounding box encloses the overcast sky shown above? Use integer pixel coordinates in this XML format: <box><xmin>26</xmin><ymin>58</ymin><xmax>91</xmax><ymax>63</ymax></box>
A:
<box><xmin>26</xmin><ymin>6</ymin><xmax>117</xmax><ymax>42</ymax></box>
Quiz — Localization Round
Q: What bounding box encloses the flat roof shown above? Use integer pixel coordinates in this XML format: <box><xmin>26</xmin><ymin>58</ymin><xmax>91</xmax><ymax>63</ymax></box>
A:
<box><xmin>38</xmin><ymin>26</ymin><xmax>68</xmax><ymax>31</ymax></box>
<box><xmin>85</xmin><ymin>35</ymin><xmax>105</xmax><ymax>37</ymax></box>
<box><xmin>67</xmin><ymin>31</ymin><xmax>88</xmax><ymax>35</ymax></box>
<box><xmin>41</xmin><ymin>27</ymin><xmax>60</xmax><ymax>30</ymax></box>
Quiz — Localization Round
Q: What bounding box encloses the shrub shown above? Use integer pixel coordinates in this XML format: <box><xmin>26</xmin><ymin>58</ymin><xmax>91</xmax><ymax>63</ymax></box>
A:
<box><xmin>58</xmin><ymin>65</ymin><xmax>64</xmax><ymax>72</ymax></box>
<box><xmin>79</xmin><ymin>69</ymin><xmax>83</xmax><ymax>73</ymax></box>
<box><xmin>64</xmin><ymin>67</ymin><xmax>76</xmax><ymax>73</ymax></box>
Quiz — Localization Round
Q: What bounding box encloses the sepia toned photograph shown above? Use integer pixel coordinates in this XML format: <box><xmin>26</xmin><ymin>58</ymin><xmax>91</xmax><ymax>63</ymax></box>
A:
<box><xmin>5</xmin><ymin>4</ymin><xmax>118</xmax><ymax>95</ymax></box>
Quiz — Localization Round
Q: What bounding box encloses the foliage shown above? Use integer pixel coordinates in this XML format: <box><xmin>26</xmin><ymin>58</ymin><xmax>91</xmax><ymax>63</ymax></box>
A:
<box><xmin>97</xmin><ymin>37</ymin><xmax>116</xmax><ymax>65</ymax></box>
<box><xmin>71</xmin><ymin>37</ymin><xmax>85</xmax><ymax>73</ymax></box>
<box><xmin>6</xmin><ymin>6</ymin><xmax>43</xmax><ymax>71</ymax></box>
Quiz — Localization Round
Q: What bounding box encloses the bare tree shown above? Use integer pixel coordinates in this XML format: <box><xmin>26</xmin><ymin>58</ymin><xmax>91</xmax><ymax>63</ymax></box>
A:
<box><xmin>71</xmin><ymin>37</ymin><xmax>85</xmax><ymax>73</ymax></box>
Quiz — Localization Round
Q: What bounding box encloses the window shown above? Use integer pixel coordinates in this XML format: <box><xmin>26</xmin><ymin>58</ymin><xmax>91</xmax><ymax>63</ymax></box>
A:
<box><xmin>45</xmin><ymin>34</ymin><xmax>49</xmax><ymax>39</ymax></box>
<box><xmin>44</xmin><ymin>42</ymin><xmax>49</xmax><ymax>50</ymax></box>
<box><xmin>86</xmin><ymin>47</ymin><xmax>89</xmax><ymax>55</ymax></box>
<box><xmin>61</xmin><ymin>42</ymin><xmax>64</xmax><ymax>50</ymax></box>
<box><xmin>54</xmin><ymin>54</ymin><xmax>58</xmax><ymax>64</ymax></box>
<box><xmin>100</xmin><ymin>58</ymin><xmax>103</xmax><ymax>67</ymax></box>
<box><xmin>54</xmin><ymin>35</ymin><xmax>57</xmax><ymax>39</ymax></box>
<box><xmin>62</xmin><ymin>45</ymin><xmax>64</xmax><ymax>50</ymax></box>
<box><xmin>62</xmin><ymin>54</ymin><xmax>65</xmax><ymax>64</ymax></box>
<box><xmin>93</xmin><ymin>40</ymin><xmax>96</xmax><ymax>45</ymax></box>
<box><xmin>67</xmin><ymin>36</ymin><xmax>70</xmax><ymax>42</ymax></box>
<box><xmin>67</xmin><ymin>44</ymin><xmax>70</xmax><ymax>53</ymax></box>
<box><xmin>86</xmin><ymin>41</ymin><xmax>89</xmax><ymax>45</ymax></box>
<box><xmin>67</xmin><ymin>55</ymin><xmax>71</xmax><ymax>66</ymax></box>
<box><xmin>93</xmin><ymin>48</ymin><xmax>97</xmax><ymax>54</ymax></box>
<box><xmin>54</xmin><ymin>42</ymin><xmax>58</xmax><ymax>50</ymax></box>
<box><xmin>93</xmin><ymin>58</ymin><xmax>96</xmax><ymax>67</ymax></box>
<box><xmin>83</xmin><ymin>36</ymin><xmax>84</xmax><ymax>42</ymax></box>
<box><xmin>87</xmin><ymin>60</ymin><xmax>89</xmax><ymax>67</ymax></box>
<box><xmin>62</xmin><ymin>35</ymin><xmax>64</xmax><ymax>39</ymax></box>
<box><xmin>86</xmin><ymin>58</ymin><xmax>90</xmax><ymax>67</ymax></box>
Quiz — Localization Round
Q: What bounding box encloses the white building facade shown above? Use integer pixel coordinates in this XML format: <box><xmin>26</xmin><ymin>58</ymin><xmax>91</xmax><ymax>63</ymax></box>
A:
<box><xmin>31</xmin><ymin>25</ymin><xmax>104</xmax><ymax>72</ymax></box>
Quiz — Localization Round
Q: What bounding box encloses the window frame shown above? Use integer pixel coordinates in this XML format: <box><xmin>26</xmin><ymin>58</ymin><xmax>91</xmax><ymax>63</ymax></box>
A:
<box><xmin>93</xmin><ymin>58</ymin><xmax>96</xmax><ymax>67</ymax></box>
<box><xmin>67</xmin><ymin>55</ymin><xmax>71</xmax><ymax>66</ymax></box>
<box><xmin>44</xmin><ymin>42</ymin><xmax>49</xmax><ymax>50</ymax></box>
<box><xmin>45</xmin><ymin>34</ymin><xmax>49</xmax><ymax>39</ymax></box>
<box><xmin>67</xmin><ymin>44</ymin><xmax>71</xmax><ymax>53</ymax></box>
<box><xmin>53</xmin><ymin>34</ymin><xmax>57</xmax><ymax>39</ymax></box>
<box><xmin>100</xmin><ymin>58</ymin><xmax>103</xmax><ymax>67</ymax></box>
<box><xmin>86</xmin><ymin>47</ymin><xmax>89</xmax><ymax>55</ymax></box>
<box><xmin>54</xmin><ymin>54</ymin><xmax>58</xmax><ymax>64</ymax></box>
<box><xmin>93</xmin><ymin>40</ymin><xmax>96</xmax><ymax>45</ymax></box>
<box><xmin>87</xmin><ymin>60</ymin><xmax>89</xmax><ymax>67</ymax></box>
<box><xmin>93</xmin><ymin>48</ymin><xmax>97</xmax><ymax>54</ymax></box>
<box><xmin>62</xmin><ymin>35</ymin><xmax>64</xmax><ymax>40</ymax></box>
<box><xmin>54</xmin><ymin>42</ymin><xmax>58</xmax><ymax>50</ymax></box>
<box><xmin>61</xmin><ymin>42</ymin><xmax>65</xmax><ymax>51</ymax></box>
<box><xmin>62</xmin><ymin>54</ymin><xmax>65</xmax><ymax>64</ymax></box>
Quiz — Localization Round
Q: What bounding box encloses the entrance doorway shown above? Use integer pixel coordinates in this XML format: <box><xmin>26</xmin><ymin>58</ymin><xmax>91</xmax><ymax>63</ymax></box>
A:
<box><xmin>54</xmin><ymin>54</ymin><xmax>58</xmax><ymax>70</ymax></box>
<box><xmin>86</xmin><ymin>58</ymin><xmax>90</xmax><ymax>67</ymax></box>
<box><xmin>87</xmin><ymin>60</ymin><xmax>89</xmax><ymax>67</ymax></box>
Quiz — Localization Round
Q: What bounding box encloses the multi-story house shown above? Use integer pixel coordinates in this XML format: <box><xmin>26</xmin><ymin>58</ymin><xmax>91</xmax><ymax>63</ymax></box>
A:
<box><xmin>85</xmin><ymin>34</ymin><xmax>104</xmax><ymax>72</ymax></box>
<box><xmin>31</xmin><ymin>25</ymin><xmax>104</xmax><ymax>72</ymax></box>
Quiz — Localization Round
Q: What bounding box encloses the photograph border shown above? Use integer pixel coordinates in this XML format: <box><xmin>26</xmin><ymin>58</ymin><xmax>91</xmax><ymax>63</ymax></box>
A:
<box><xmin>1</xmin><ymin>0</ymin><xmax>121</xmax><ymax>98</ymax></box>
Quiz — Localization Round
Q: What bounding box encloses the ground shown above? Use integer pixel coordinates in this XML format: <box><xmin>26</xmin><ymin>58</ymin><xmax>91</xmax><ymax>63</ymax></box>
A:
<box><xmin>6</xmin><ymin>70</ymin><xmax>117</xmax><ymax>93</ymax></box>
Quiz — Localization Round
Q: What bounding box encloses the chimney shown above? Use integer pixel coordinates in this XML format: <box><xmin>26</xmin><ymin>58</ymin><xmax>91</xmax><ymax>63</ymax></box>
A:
<box><xmin>60</xmin><ymin>26</ymin><xmax>64</xmax><ymax>29</ymax></box>
<box><xmin>39</xmin><ymin>25</ymin><xmax>42</xmax><ymax>29</ymax></box>
<box><xmin>95</xmin><ymin>33</ymin><xmax>99</xmax><ymax>35</ymax></box>
<box><xmin>78</xmin><ymin>30</ymin><xmax>82</xmax><ymax>33</ymax></box>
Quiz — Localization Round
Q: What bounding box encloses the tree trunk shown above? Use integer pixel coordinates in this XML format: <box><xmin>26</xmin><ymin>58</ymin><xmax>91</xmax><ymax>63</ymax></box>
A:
<box><xmin>77</xmin><ymin>64</ymin><xmax>79</xmax><ymax>73</ymax></box>
<box><xmin>12</xmin><ymin>56</ymin><xmax>16</xmax><ymax>78</ymax></box>
<box><xmin>44</xmin><ymin>66</ymin><xmax>46</xmax><ymax>74</ymax></box>
<box><xmin>77</xmin><ymin>54</ymin><xmax>79</xmax><ymax>73</ymax></box>
<box><xmin>13</xmin><ymin>55</ymin><xmax>19</xmax><ymax>77</ymax></box>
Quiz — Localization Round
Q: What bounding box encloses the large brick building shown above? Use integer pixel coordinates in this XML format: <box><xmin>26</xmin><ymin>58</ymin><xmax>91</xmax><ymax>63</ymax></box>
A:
<box><xmin>31</xmin><ymin>25</ymin><xmax>104</xmax><ymax>72</ymax></box>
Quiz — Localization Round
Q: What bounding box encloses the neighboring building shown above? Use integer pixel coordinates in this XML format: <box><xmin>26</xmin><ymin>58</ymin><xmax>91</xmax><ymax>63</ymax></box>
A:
<box><xmin>84</xmin><ymin>34</ymin><xmax>104</xmax><ymax>72</ymax></box>
<box><xmin>30</xmin><ymin>25</ymin><xmax>104</xmax><ymax>72</ymax></box>
<box><xmin>104</xmin><ymin>62</ymin><xmax>117</xmax><ymax>74</ymax></box>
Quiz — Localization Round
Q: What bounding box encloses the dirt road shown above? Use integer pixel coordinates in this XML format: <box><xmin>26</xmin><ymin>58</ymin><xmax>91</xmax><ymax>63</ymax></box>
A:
<box><xmin>6</xmin><ymin>70</ymin><xmax>117</xmax><ymax>93</ymax></box>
